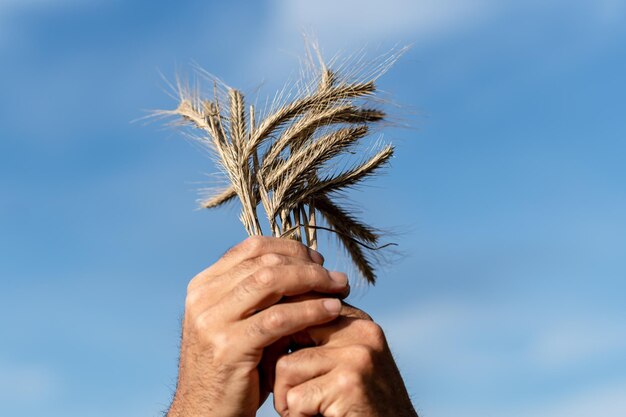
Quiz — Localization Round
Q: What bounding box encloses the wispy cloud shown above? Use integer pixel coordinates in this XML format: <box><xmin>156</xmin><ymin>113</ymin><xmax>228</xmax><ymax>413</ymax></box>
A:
<box><xmin>250</xmin><ymin>0</ymin><xmax>626</xmax><ymax>77</ymax></box>
<box><xmin>269</xmin><ymin>0</ymin><xmax>499</xmax><ymax>46</ymax></box>
<box><xmin>268</xmin><ymin>0</ymin><xmax>624</xmax><ymax>45</ymax></box>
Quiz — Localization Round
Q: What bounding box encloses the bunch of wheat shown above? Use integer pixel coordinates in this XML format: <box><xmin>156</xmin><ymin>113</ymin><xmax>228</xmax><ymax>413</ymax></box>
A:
<box><xmin>162</xmin><ymin>47</ymin><xmax>402</xmax><ymax>283</ymax></box>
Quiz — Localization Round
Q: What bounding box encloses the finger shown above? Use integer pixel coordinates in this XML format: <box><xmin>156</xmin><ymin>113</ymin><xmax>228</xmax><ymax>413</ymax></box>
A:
<box><xmin>274</xmin><ymin>347</ymin><xmax>338</xmax><ymax>415</ymax></box>
<box><xmin>236</xmin><ymin>298</ymin><xmax>342</xmax><ymax>351</ymax></box>
<box><xmin>188</xmin><ymin>237</ymin><xmax>324</xmax><ymax>292</ymax></box>
<box><xmin>283</xmin><ymin>366</ymin><xmax>369</xmax><ymax>417</ymax></box>
<box><xmin>299</xmin><ymin>303</ymin><xmax>375</xmax><ymax>346</ymax></box>
<box><xmin>281</xmin><ymin>371</ymin><xmax>343</xmax><ymax>417</ymax></box>
<box><xmin>188</xmin><ymin>252</ymin><xmax>317</xmax><ymax>297</ymax></box>
<box><xmin>222</xmin><ymin>266</ymin><xmax>349</xmax><ymax>319</ymax></box>
<box><xmin>207</xmin><ymin>236</ymin><xmax>324</xmax><ymax>276</ymax></box>
<box><xmin>300</xmin><ymin>319</ymin><xmax>387</xmax><ymax>371</ymax></box>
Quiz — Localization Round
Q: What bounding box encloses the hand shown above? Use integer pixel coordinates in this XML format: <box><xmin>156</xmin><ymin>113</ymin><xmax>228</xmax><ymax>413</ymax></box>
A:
<box><xmin>166</xmin><ymin>236</ymin><xmax>350</xmax><ymax>417</ymax></box>
<box><xmin>273</xmin><ymin>304</ymin><xmax>418</xmax><ymax>417</ymax></box>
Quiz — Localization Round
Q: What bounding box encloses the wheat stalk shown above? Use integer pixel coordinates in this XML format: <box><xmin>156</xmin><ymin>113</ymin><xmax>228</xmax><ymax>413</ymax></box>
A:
<box><xmin>164</xmin><ymin>47</ymin><xmax>403</xmax><ymax>283</ymax></box>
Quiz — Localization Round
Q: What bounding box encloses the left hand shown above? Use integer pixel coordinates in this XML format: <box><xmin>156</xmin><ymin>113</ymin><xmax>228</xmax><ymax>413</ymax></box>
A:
<box><xmin>272</xmin><ymin>303</ymin><xmax>418</xmax><ymax>417</ymax></box>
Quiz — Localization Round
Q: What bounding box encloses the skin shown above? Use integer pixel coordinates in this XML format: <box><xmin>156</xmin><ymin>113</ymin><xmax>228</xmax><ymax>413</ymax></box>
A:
<box><xmin>166</xmin><ymin>236</ymin><xmax>417</xmax><ymax>417</ymax></box>
<box><xmin>167</xmin><ymin>236</ymin><xmax>349</xmax><ymax>417</ymax></box>
<box><xmin>273</xmin><ymin>304</ymin><xmax>418</xmax><ymax>417</ymax></box>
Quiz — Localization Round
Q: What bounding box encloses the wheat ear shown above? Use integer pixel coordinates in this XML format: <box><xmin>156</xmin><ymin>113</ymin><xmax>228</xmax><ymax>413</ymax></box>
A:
<box><xmin>165</xmin><ymin>47</ymin><xmax>403</xmax><ymax>283</ymax></box>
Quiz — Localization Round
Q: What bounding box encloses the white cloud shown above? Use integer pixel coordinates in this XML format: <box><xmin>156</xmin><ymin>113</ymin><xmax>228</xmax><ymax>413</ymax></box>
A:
<box><xmin>239</xmin><ymin>0</ymin><xmax>500</xmax><ymax>80</ymax></box>
<box><xmin>268</xmin><ymin>0</ymin><xmax>625</xmax><ymax>46</ymax></box>
<box><xmin>269</xmin><ymin>0</ymin><xmax>498</xmax><ymax>47</ymax></box>
<box><xmin>248</xmin><ymin>0</ymin><xmax>626</xmax><ymax>78</ymax></box>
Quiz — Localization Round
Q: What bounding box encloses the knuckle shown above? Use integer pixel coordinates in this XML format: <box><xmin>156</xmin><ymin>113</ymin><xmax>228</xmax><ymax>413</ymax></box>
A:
<box><xmin>184</xmin><ymin>288</ymin><xmax>202</xmax><ymax>313</ymax></box>
<box><xmin>275</xmin><ymin>354</ymin><xmax>293</xmax><ymax>374</ymax></box>
<box><xmin>190</xmin><ymin>310</ymin><xmax>211</xmax><ymax>336</ymax></box>
<box><xmin>253</xmin><ymin>267</ymin><xmax>277</xmax><ymax>287</ymax></box>
<box><xmin>210</xmin><ymin>329</ymin><xmax>235</xmax><ymax>361</ymax></box>
<box><xmin>356</xmin><ymin>320</ymin><xmax>386</xmax><ymax>349</ymax></box>
<box><xmin>276</xmin><ymin>348</ymin><xmax>321</xmax><ymax>375</ymax></box>
<box><xmin>242</xmin><ymin>235</ymin><xmax>266</xmax><ymax>255</ymax></box>
<box><xmin>235</xmin><ymin>267</ymin><xmax>279</xmax><ymax>299</ymax></box>
<box><xmin>335</xmin><ymin>368</ymin><xmax>362</xmax><ymax>391</ymax></box>
<box><xmin>286</xmin><ymin>387</ymin><xmax>304</xmax><ymax>410</ymax></box>
<box><xmin>264</xmin><ymin>309</ymin><xmax>287</xmax><ymax>330</ymax></box>
<box><xmin>260</xmin><ymin>253</ymin><xmax>286</xmax><ymax>267</ymax></box>
<box><xmin>186</xmin><ymin>273</ymin><xmax>204</xmax><ymax>293</ymax></box>
<box><xmin>287</xmin><ymin>383</ymin><xmax>322</xmax><ymax>410</ymax></box>
<box><xmin>298</xmin><ymin>301</ymin><xmax>330</xmax><ymax>325</ymax></box>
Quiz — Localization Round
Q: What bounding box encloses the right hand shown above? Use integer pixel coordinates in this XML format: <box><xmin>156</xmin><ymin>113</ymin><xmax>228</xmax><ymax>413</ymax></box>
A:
<box><xmin>166</xmin><ymin>236</ymin><xmax>350</xmax><ymax>417</ymax></box>
<box><xmin>273</xmin><ymin>304</ymin><xmax>418</xmax><ymax>417</ymax></box>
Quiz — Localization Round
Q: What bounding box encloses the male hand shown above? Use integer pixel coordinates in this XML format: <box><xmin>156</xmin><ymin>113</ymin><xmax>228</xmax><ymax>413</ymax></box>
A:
<box><xmin>273</xmin><ymin>304</ymin><xmax>418</xmax><ymax>417</ymax></box>
<box><xmin>166</xmin><ymin>236</ymin><xmax>350</xmax><ymax>417</ymax></box>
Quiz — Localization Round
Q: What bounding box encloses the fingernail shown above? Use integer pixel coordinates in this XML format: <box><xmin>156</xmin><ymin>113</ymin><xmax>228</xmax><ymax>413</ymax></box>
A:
<box><xmin>308</xmin><ymin>248</ymin><xmax>324</xmax><ymax>265</ymax></box>
<box><xmin>323</xmin><ymin>298</ymin><xmax>342</xmax><ymax>314</ymax></box>
<box><xmin>329</xmin><ymin>271</ymin><xmax>348</xmax><ymax>285</ymax></box>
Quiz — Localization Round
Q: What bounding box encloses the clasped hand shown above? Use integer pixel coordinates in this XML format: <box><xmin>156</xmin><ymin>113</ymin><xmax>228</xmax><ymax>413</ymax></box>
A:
<box><xmin>167</xmin><ymin>236</ymin><xmax>417</xmax><ymax>417</ymax></box>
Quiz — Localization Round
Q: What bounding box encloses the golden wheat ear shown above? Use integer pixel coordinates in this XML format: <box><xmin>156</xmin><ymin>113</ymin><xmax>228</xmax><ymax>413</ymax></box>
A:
<box><xmin>163</xmin><ymin>45</ymin><xmax>405</xmax><ymax>283</ymax></box>
<box><xmin>202</xmin><ymin>187</ymin><xmax>237</xmax><ymax>208</ymax></box>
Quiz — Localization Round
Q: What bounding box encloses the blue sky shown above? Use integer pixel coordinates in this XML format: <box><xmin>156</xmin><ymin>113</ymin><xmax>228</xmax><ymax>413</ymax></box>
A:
<box><xmin>1</xmin><ymin>1</ymin><xmax>625</xmax><ymax>416</ymax></box>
